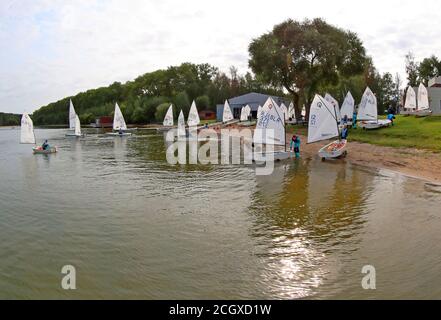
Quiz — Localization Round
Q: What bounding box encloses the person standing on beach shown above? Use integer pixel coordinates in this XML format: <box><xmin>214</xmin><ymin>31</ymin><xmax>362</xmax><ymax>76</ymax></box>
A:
<box><xmin>352</xmin><ymin>110</ymin><xmax>357</xmax><ymax>129</ymax></box>
<box><xmin>290</xmin><ymin>135</ymin><xmax>301</xmax><ymax>158</ymax></box>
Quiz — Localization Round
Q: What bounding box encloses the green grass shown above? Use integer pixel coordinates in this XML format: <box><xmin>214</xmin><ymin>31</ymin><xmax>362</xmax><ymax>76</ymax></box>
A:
<box><xmin>287</xmin><ymin>115</ymin><xmax>441</xmax><ymax>152</ymax></box>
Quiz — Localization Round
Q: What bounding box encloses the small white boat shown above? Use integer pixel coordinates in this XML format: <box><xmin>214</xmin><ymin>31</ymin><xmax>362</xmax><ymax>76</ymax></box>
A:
<box><xmin>318</xmin><ymin>140</ymin><xmax>347</xmax><ymax>160</ymax></box>
<box><xmin>222</xmin><ymin>100</ymin><xmax>234</xmax><ymax>123</ymax></box>
<box><xmin>66</xmin><ymin>114</ymin><xmax>84</xmax><ymax>137</ymax></box>
<box><xmin>33</xmin><ymin>146</ymin><xmax>58</xmax><ymax>154</ymax></box>
<box><xmin>253</xmin><ymin>97</ymin><xmax>292</xmax><ymax>162</ymax></box>
<box><xmin>308</xmin><ymin>95</ymin><xmax>346</xmax><ymax>160</ymax></box>
<box><xmin>402</xmin><ymin>86</ymin><xmax>417</xmax><ymax>115</ymax></box>
<box><xmin>157</xmin><ymin>104</ymin><xmax>175</xmax><ymax>132</ymax></box>
<box><xmin>357</xmin><ymin>87</ymin><xmax>391</xmax><ymax>130</ymax></box>
<box><xmin>414</xmin><ymin>83</ymin><xmax>432</xmax><ymax>117</ymax></box>
<box><xmin>106</xmin><ymin>103</ymin><xmax>132</xmax><ymax>136</ymax></box>
<box><xmin>21</xmin><ymin>113</ymin><xmax>58</xmax><ymax>154</ymax></box>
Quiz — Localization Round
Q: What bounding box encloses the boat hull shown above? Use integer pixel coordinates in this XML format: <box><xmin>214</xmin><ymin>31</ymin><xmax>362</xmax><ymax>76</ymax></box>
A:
<box><xmin>318</xmin><ymin>140</ymin><xmax>347</xmax><ymax>159</ymax></box>
<box><xmin>33</xmin><ymin>147</ymin><xmax>57</xmax><ymax>154</ymax></box>
<box><xmin>253</xmin><ymin>151</ymin><xmax>292</xmax><ymax>163</ymax></box>
<box><xmin>105</xmin><ymin>132</ymin><xmax>132</xmax><ymax>136</ymax></box>
<box><xmin>359</xmin><ymin>120</ymin><xmax>391</xmax><ymax>130</ymax></box>
<box><xmin>414</xmin><ymin>110</ymin><xmax>432</xmax><ymax>117</ymax></box>
<box><xmin>65</xmin><ymin>133</ymin><xmax>84</xmax><ymax>137</ymax></box>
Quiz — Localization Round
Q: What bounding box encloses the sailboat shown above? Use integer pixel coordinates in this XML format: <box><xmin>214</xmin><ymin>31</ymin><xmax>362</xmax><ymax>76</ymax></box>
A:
<box><xmin>287</xmin><ymin>102</ymin><xmax>296</xmax><ymax>124</ymax></box>
<box><xmin>401</xmin><ymin>86</ymin><xmax>417</xmax><ymax>115</ymax></box>
<box><xmin>157</xmin><ymin>104</ymin><xmax>175</xmax><ymax>132</ymax></box>
<box><xmin>21</xmin><ymin>113</ymin><xmax>57</xmax><ymax>154</ymax></box>
<box><xmin>222</xmin><ymin>100</ymin><xmax>235</xmax><ymax>124</ymax></box>
<box><xmin>357</xmin><ymin>87</ymin><xmax>391</xmax><ymax>129</ymax></box>
<box><xmin>324</xmin><ymin>93</ymin><xmax>341</xmax><ymax>123</ymax></box>
<box><xmin>253</xmin><ymin>97</ymin><xmax>291</xmax><ymax>162</ymax></box>
<box><xmin>187</xmin><ymin>101</ymin><xmax>200</xmax><ymax>127</ymax></box>
<box><xmin>177</xmin><ymin>110</ymin><xmax>186</xmax><ymax>140</ymax></box>
<box><xmin>415</xmin><ymin>83</ymin><xmax>432</xmax><ymax>117</ymax></box>
<box><xmin>257</xmin><ymin>105</ymin><xmax>263</xmax><ymax>120</ymax></box>
<box><xmin>340</xmin><ymin>92</ymin><xmax>355</xmax><ymax>125</ymax></box>
<box><xmin>308</xmin><ymin>95</ymin><xmax>346</xmax><ymax>160</ymax></box>
<box><xmin>65</xmin><ymin>100</ymin><xmax>83</xmax><ymax>137</ymax></box>
<box><xmin>106</xmin><ymin>103</ymin><xmax>132</xmax><ymax>136</ymax></box>
<box><xmin>279</xmin><ymin>103</ymin><xmax>289</xmax><ymax>122</ymax></box>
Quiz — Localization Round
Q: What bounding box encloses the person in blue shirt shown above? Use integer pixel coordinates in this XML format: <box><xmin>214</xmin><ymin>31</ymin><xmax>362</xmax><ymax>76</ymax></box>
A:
<box><xmin>352</xmin><ymin>111</ymin><xmax>357</xmax><ymax>129</ymax></box>
<box><xmin>341</xmin><ymin>126</ymin><xmax>349</xmax><ymax>140</ymax></box>
<box><xmin>342</xmin><ymin>114</ymin><xmax>349</xmax><ymax>125</ymax></box>
<box><xmin>290</xmin><ymin>135</ymin><xmax>301</xmax><ymax>158</ymax></box>
<box><xmin>387</xmin><ymin>113</ymin><xmax>395</xmax><ymax>126</ymax></box>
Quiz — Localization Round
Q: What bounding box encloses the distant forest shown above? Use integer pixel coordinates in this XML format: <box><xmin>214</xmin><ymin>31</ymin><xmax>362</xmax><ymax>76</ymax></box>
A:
<box><xmin>0</xmin><ymin>113</ymin><xmax>21</xmax><ymax>126</ymax></box>
<box><xmin>32</xmin><ymin>63</ymin><xmax>284</xmax><ymax>125</ymax></box>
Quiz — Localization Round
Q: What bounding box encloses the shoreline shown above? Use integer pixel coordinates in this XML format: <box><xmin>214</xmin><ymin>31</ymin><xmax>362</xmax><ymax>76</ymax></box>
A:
<box><xmin>292</xmin><ymin>133</ymin><xmax>441</xmax><ymax>185</ymax></box>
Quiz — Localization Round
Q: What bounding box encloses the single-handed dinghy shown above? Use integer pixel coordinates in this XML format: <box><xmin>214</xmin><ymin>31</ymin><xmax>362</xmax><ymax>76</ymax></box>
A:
<box><xmin>20</xmin><ymin>113</ymin><xmax>57</xmax><ymax>154</ymax></box>
<box><xmin>401</xmin><ymin>86</ymin><xmax>417</xmax><ymax>116</ymax></box>
<box><xmin>253</xmin><ymin>97</ymin><xmax>291</xmax><ymax>162</ymax></box>
<box><xmin>358</xmin><ymin>87</ymin><xmax>391</xmax><ymax>129</ymax></box>
<box><xmin>340</xmin><ymin>92</ymin><xmax>355</xmax><ymax>125</ymax></box>
<box><xmin>106</xmin><ymin>103</ymin><xmax>132</xmax><ymax>136</ymax></box>
<box><xmin>65</xmin><ymin>100</ymin><xmax>84</xmax><ymax>137</ymax></box>
<box><xmin>415</xmin><ymin>83</ymin><xmax>432</xmax><ymax>117</ymax></box>
<box><xmin>308</xmin><ymin>95</ymin><xmax>347</xmax><ymax>160</ymax></box>
<box><xmin>157</xmin><ymin>104</ymin><xmax>175</xmax><ymax>132</ymax></box>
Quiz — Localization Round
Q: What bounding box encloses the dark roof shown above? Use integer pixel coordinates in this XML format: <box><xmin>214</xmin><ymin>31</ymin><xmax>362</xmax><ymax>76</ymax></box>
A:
<box><xmin>216</xmin><ymin>92</ymin><xmax>289</xmax><ymax>112</ymax></box>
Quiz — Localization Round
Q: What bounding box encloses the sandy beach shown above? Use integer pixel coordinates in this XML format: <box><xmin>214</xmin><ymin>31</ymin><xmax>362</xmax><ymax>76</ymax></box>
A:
<box><xmin>292</xmin><ymin>134</ymin><xmax>441</xmax><ymax>184</ymax></box>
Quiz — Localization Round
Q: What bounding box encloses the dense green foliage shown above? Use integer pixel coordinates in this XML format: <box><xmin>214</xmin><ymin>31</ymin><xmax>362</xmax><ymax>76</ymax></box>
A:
<box><xmin>249</xmin><ymin>18</ymin><xmax>400</xmax><ymax>116</ymax></box>
<box><xmin>405</xmin><ymin>53</ymin><xmax>441</xmax><ymax>86</ymax></box>
<box><xmin>0</xmin><ymin>112</ymin><xmax>21</xmax><ymax>126</ymax></box>
<box><xmin>32</xmin><ymin>63</ymin><xmax>283</xmax><ymax>125</ymax></box>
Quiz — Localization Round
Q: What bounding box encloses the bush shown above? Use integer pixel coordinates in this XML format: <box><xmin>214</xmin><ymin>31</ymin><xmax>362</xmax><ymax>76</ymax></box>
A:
<box><xmin>195</xmin><ymin>95</ymin><xmax>210</xmax><ymax>109</ymax></box>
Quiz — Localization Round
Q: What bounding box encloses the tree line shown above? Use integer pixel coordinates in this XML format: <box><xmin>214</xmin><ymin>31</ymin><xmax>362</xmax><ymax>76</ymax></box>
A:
<box><xmin>31</xmin><ymin>18</ymin><xmax>441</xmax><ymax>125</ymax></box>
<box><xmin>32</xmin><ymin>63</ymin><xmax>283</xmax><ymax>125</ymax></box>
<box><xmin>0</xmin><ymin>113</ymin><xmax>21</xmax><ymax>126</ymax></box>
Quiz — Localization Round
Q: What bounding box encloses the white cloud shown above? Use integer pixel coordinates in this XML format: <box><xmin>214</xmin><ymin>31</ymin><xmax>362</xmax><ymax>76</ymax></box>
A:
<box><xmin>1</xmin><ymin>0</ymin><xmax>441</xmax><ymax>113</ymax></box>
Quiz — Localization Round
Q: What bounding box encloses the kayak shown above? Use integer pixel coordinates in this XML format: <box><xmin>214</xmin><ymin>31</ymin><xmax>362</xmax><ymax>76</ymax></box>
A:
<box><xmin>33</xmin><ymin>146</ymin><xmax>58</xmax><ymax>154</ymax></box>
<box><xmin>318</xmin><ymin>140</ymin><xmax>347</xmax><ymax>160</ymax></box>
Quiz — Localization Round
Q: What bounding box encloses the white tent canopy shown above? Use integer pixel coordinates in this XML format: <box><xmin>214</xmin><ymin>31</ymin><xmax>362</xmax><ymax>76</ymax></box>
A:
<box><xmin>113</xmin><ymin>103</ymin><xmax>128</xmax><ymax>131</ymax></box>
<box><xmin>253</xmin><ymin>97</ymin><xmax>285</xmax><ymax>146</ymax></box>
<box><xmin>20</xmin><ymin>113</ymin><xmax>36</xmax><ymax>144</ymax></box>
<box><xmin>357</xmin><ymin>87</ymin><xmax>378</xmax><ymax>121</ymax></box>
<box><xmin>307</xmin><ymin>95</ymin><xmax>339</xmax><ymax>144</ymax></box>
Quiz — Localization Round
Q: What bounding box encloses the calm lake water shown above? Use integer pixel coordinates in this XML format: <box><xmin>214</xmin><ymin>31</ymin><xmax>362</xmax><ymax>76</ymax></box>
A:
<box><xmin>1</xmin><ymin>127</ymin><xmax>441</xmax><ymax>299</ymax></box>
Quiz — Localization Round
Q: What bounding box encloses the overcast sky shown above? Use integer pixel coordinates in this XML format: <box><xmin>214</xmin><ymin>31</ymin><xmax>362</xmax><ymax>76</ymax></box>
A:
<box><xmin>1</xmin><ymin>0</ymin><xmax>440</xmax><ymax>113</ymax></box>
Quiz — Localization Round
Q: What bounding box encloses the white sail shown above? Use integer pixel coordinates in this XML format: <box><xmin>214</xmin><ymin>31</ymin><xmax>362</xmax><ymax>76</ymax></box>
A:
<box><xmin>240</xmin><ymin>107</ymin><xmax>248</xmax><ymax>121</ymax></box>
<box><xmin>69</xmin><ymin>100</ymin><xmax>76</xmax><ymax>130</ymax></box>
<box><xmin>244</xmin><ymin>105</ymin><xmax>251</xmax><ymax>118</ymax></box>
<box><xmin>113</xmin><ymin>103</ymin><xmax>127</xmax><ymax>130</ymax></box>
<box><xmin>280</xmin><ymin>103</ymin><xmax>289</xmax><ymax>121</ymax></box>
<box><xmin>357</xmin><ymin>87</ymin><xmax>378</xmax><ymax>121</ymax></box>
<box><xmin>307</xmin><ymin>95</ymin><xmax>339</xmax><ymax>144</ymax></box>
<box><xmin>187</xmin><ymin>101</ymin><xmax>200</xmax><ymax>127</ymax></box>
<box><xmin>257</xmin><ymin>105</ymin><xmax>263</xmax><ymax>120</ymax></box>
<box><xmin>417</xmin><ymin>83</ymin><xmax>430</xmax><ymax>110</ymax></box>
<box><xmin>163</xmin><ymin>104</ymin><xmax>174</xmax><ymax>126</ymax></box>
<box><xmin>74</xmin><ymin>115</ymin><xmax>82</xmax><ymax>136</ymax></box>
<box><xmin>20</xmin><ymin>113</ymin><xmax>36</xmax><ymax>144</ymax></box>
<box><xmin>324</xmin><ymin>93</ymin><xmax>341</xmax><ymax>122</ymax></box>
<box><xmin>222</xmin><ymin>100</ymin><xmax>234</xmax><ymax>123</ymax></box>
<box><xmin>177</xmin><ymin>110</ymin><xmax>186</xmax><ymax>137</ymax></box>
<box><xmin>301</xmin><ymin>106</ymin><xmax>306</xmax><ymax>118</ymax></box>
<box><xmin>288</xmin><ymin>102</ymin><xmax>295</xmax><ymax>119</ymax></box>
<box><xmin>340</xmin><ymin>92</ymin><xmax>355</xmax><ymax>119</ymax></box>
<box><xmin>253</xmin><ymin>97</ymin><xmax>285</xmax><ymax>146</ymax></box>
<box><xmin>404</xmin><ymin>86</ymin><xmax>417</xmax><ymax>110</ymax></box>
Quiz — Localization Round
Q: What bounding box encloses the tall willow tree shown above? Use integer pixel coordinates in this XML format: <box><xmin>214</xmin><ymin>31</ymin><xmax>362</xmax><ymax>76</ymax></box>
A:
<box><xmin>248</xmin><ymin>18</ymin><xmax>368</xmax><ymax>118</ymax></box>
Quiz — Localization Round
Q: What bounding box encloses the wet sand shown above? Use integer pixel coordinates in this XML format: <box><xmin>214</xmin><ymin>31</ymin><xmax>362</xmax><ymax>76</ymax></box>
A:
<box><xmin>293</xmin><ymin>134</ymin><xmax>441</xmax><ymax>184</ymax></box>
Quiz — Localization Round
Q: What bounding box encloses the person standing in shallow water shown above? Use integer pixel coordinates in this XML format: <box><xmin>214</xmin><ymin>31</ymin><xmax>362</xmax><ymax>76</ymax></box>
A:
<box><xmin>290</xmin><ymin>135</ymin><xmax>301</xmax><ymax>158</ymax></box>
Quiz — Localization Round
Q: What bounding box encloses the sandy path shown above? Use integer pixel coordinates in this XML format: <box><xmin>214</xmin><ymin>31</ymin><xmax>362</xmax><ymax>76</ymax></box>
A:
<box><xmin>293</xmin><ymin>134</ymin><xmax>441</xmax><ymax>184</ymax></box>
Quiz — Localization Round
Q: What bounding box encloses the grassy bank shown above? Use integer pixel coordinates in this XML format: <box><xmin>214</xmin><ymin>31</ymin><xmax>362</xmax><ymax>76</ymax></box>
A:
<box><xmin>287</xmin><ymin>115</ymin><xmax>441</xmax><ymax>152</ymax></box>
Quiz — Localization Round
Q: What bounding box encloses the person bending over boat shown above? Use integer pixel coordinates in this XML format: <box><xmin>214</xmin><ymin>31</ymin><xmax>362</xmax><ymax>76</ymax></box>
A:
<box><xmin>290</xmin><ymin>135</ymin><xmax>301</xmax><ymax>158</ymax></box>
<box><xmin>387</xmin><ymin>113</ymin><xmax>396</xmax><ymax>126</ymax></box>
<box><xmin>42</xmin><ymin>140</ymin><xmax>49</xmax><ymax>150</ymax></box>
<box><xmin>352</xmin><ymin>111</ymin><xmax>357</xmax><ymax>129</ymax></box>
<box><xmin>340</xmin><ymin>126</ymin><xmax>349</xmax><ymax>141</ymax></box>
